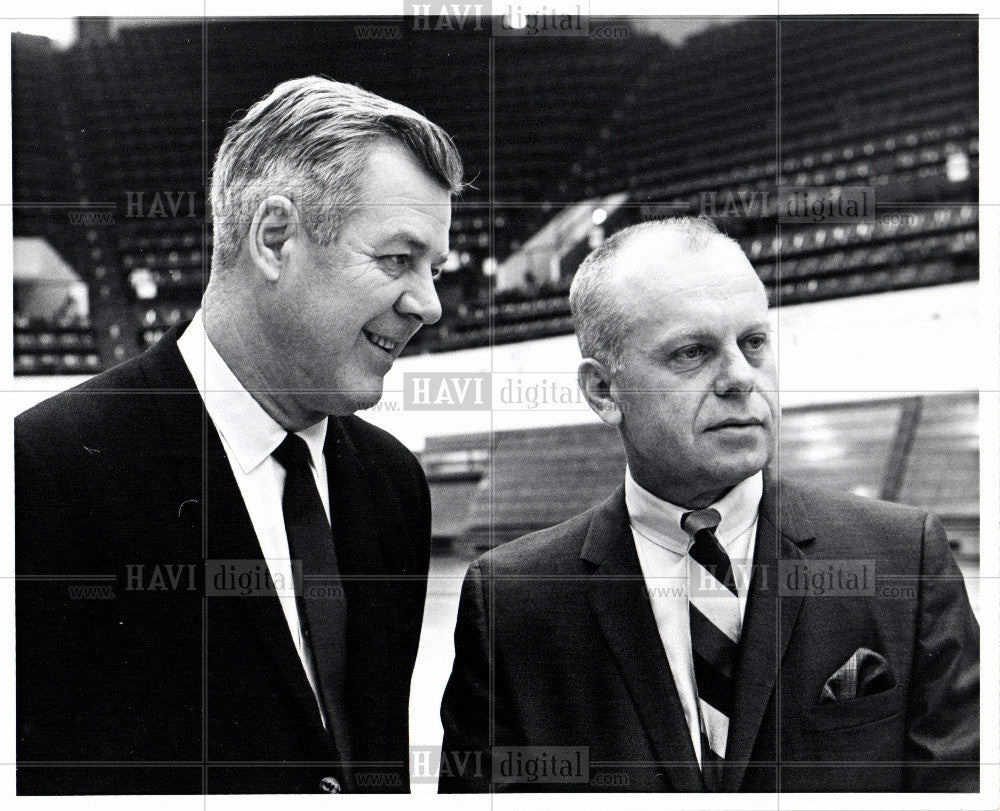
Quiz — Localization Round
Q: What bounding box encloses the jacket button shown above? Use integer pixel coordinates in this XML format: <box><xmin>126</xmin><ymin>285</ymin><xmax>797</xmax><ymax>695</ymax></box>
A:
<box><xmin>320</xmin><ymin>776</ymin><xmax>341</xmax><ymax>793</ymax></box>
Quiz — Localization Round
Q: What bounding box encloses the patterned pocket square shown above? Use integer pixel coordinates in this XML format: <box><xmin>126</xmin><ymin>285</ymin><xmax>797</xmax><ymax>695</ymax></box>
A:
<box><xmin>819</xmin><ymin>647</ymin><xmax>896</xmax><ymax>704</ymax></box>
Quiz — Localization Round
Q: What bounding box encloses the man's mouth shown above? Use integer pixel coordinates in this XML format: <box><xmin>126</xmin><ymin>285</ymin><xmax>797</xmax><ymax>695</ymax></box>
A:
<box><xmin>706</xmin><ymin>419</ymin><xmax>764</xmax><ymax>431</ymax></box>
<box><xmin>363</xmin><ymin>329</ymin><xmax>402</xmax><ymax>356</ymax></box>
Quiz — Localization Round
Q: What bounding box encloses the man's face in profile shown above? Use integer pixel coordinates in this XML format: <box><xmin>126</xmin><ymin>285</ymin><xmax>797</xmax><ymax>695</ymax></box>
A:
<box><xmin>608</xmin><ymin>235</ymin><xmax>778</xmax><ymax>506</ymax></box>
<box><xmin>261</xmin><ymin>139</ymin><xmax>451</xmax><ymax>415</ymax></box>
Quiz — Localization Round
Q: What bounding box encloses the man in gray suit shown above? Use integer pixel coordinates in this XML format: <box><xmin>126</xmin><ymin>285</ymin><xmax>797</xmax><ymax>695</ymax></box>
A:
<box><xmin>440</xmin><ymin>217</ymin><xmax>979</xmax><ymax>793</ymax></box>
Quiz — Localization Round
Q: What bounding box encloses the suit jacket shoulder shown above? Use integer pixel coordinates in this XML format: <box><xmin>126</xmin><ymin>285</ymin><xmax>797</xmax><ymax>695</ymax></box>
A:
<box><xmin>469</xmin><ymin>493</ymin><xmax>611</xmax><ymax>578</ymax></box>
<box><xmin>471</xmin><ymin>476</ymin><xmax>946</xmax><ymax>587</ymax></box>
<box><xmin>780</xmin><ymin>479</ymin><xmax>930</xmax><ymax>539</ymax></box>
<box><xmin>339</xmin><ymin>414</ymin><xmax>426</xmax><ymax>488</ymax></box>
<box><xmin>16</xmin><ymin>349</ymin><xmax>162</xmax><ymax>448</ymax></box>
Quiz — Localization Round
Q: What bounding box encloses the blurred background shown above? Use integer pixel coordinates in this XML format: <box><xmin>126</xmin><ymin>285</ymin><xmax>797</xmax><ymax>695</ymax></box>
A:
<box><xmin>10</xmin><ymin>15</ymin><xmax>980</xmax><ymax>785</ymax></box>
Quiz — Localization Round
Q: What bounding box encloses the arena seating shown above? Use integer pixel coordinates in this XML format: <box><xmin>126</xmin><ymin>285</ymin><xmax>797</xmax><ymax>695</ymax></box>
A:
<box><xmin>776</xmin><ymin>399</ymin><xmax>906</xmax><ymax>499</ymax></box>
<box><xmin>420</xmin><ymin>433</ymin><xmax>492</xmax><ymax>544</ymax></box>
<box><xmin>429</xmin><ymin>393</ymin><xmax>979</xmax><ymax>558</ymax></box>
<box><xmin>590</xmin><ymin>18</ymin><xmax>976</xmax><ymax>202</ymax></box>
<box><xmin>13</xmin><ymin>315</ymin><xmax>100</xmax><ymax>375</ymax></box>
<box><xmin>460</xmin><ymin>421</ymin><xmax>626</xmax><ymax>548</ymax></box>
<box><xmin>412</xmin><ymin>17</ymin><xmax>978</xmax><ymax>352</ymax></box>
<box><xmin>12</xmin><ymin>16</ymin><xmax>978</xmax><ymax>368</ymax></box>
<box><xmin>897</xmin><ymin>393</ymin><xmax>980</xmax><ymax>558</ymax></box>
<box><xmin>409</xmin><ymin>202</ymin><xmax>978</xmax><ymax>353</ymax></box>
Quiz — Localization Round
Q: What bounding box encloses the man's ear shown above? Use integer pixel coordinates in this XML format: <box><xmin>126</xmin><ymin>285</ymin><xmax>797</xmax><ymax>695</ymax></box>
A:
<box><xmin>578</xmin><ymin>357</ymin><xmax>622</xmax><ymax>428</ymax></box>
<box><xmin>249</xmin><ymin>195</ymin><xmax>299</xmax><ymax>282</ymax></box>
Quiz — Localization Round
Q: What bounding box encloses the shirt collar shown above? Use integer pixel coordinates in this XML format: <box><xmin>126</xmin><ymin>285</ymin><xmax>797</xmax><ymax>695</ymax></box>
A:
<box><xmin>177</xmin><ymin>309</ymin><xmax>328</xmax><ymax>474</ymax></box>
<box><xmin>625</xmin><ymin>467</ymin><xmax>763</xmax><ymax>555</ymax></box>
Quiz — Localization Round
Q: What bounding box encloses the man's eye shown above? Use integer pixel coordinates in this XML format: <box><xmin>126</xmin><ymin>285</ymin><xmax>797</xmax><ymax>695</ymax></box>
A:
<box><xmin>670</xmin><ymin>345</ymin><xmax>705</xmax><ymax>368</ymax></box>
<box><xmin>378</xmin><ymin>255</ymin><xmax>414</xmax><ymax>276</ymax></box>
<box><xmin>743</xmin><ymin>334</ymin><xmax>767</xmax><ymax>351</ymax></box>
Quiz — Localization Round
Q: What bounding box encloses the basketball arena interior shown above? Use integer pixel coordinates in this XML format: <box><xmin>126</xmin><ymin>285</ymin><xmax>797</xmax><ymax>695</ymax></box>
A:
<box><xmin>10</xmin><ymin>15</ymin><xmax>982</xmax><ymax>772</ymax></box>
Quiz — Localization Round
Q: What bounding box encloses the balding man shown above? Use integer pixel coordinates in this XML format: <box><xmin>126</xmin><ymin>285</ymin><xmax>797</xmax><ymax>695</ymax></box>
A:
<box><xmin>439</xmin><ymin>217</ymin><xmax>979</xmax><ymax>793</ymax></box>
<box><xmin>17</xmin><ymin>77</ymin><xmax>462</xmax><ymax>795</ymax></box>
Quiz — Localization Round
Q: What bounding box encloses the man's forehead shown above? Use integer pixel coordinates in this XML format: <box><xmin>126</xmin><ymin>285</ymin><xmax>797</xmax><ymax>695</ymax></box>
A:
<box><xmin>356</xmin><ymin>139</ymin><xmax>452</xmax><ymax>203</ymax></box>
<box><xmin>612</xmin><ymin>232</ymin><xmax>759</xmax><ymax>294</ymax></box>
<box><xmin>342</xmin><ymin>140</ymin><xmax>452</xmax><ymax>240</ymax></box>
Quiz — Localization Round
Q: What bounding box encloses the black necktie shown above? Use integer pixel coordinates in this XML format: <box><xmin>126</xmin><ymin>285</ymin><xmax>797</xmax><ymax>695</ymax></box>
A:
<box><xmin>272</xmin><ymin>433</ymin><xmax>351</xmax><ymax>765</ymax></box>
<box><xmin>681</xmin><ymin>507</ymin><xmax>740</xmax><ymax>792</ymax></box>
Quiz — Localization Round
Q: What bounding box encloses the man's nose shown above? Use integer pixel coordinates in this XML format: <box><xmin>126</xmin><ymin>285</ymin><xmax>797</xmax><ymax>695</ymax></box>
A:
<box><xmin>395</xmin><ymin>266</ymin><xmax>442</xmax><ymax>325</ymax></box>
<box><xmin>714</xmin><ymin>345</ymin><xmax>757</xmax><ymax>397</ymax></box>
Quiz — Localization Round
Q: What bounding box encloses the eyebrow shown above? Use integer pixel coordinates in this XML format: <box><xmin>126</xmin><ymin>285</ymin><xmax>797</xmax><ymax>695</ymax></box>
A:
<box><xmin>652</xmin><ymin>322</ymin><xmax>771</xmax><ymax>352</ymax></box>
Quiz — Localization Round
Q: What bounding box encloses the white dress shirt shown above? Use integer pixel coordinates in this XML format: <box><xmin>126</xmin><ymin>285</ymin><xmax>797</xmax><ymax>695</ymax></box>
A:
<box><xmin>626</xmin><ymin>468</ymin><xmax>763</xmax><ymax>766</ymax></box>
<box><xmin>178</xmin><ymin>309</ymin><xmax>329</xmax><ymax>724</ymax></box>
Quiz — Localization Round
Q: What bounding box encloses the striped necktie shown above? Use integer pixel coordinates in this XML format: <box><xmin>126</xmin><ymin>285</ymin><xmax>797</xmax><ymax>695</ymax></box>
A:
<box><xmin>681</xmin><ymin>507</ymin><xmax>740</xmax><ymax>792</ymax></box>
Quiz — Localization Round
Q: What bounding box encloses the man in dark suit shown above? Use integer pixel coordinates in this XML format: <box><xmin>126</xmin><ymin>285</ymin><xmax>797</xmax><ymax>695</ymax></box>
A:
<box><xmin>440</xmin><ymin>217</ymin><xmax>979</xmax><ymax>793</ymax></box>
<box><xmin>17</xmin><ymin>76</ymin><xmax>463</xmax><ymax>794</ymax></box>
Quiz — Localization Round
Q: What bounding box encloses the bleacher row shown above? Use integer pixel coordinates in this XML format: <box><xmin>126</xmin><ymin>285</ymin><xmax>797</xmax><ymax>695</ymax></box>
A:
<box><xmin>638</xmin><ymin>122</ymin><xmax>977</xmax><ymax>212</ymax></box>
<box><xmin>592</xmin><ymin>17</ymin><xmax>975</xmax><ymax>196</ymax></box>
<box><xmin>409</xmin><ymin>203</ymin><xmax>979</xmax><ymax>353</ymax></box>
<box><xmin>12</xmin><ymin>16</ymin><xmax>978</xmax><ymax>370</ymax></box>
<box><xmin>13</xmin><ymin>316</ymin><xmax>99</xmax><ymax>375</ymax></box>
<box><xmin>422</xmin><ymin>393</ymin><xmax>980</xmax><ymax>559</ymax></box>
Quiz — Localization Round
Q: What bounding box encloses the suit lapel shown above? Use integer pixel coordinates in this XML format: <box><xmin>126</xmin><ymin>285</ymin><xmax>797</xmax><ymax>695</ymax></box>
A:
<box><xmin>722</xmin><ymin>474</ymin><xmax>815</xmax><ymax>791</ymax></box>
<box><xmin>323</xmin><ymin>418</ymin><xmax>398</xmax><ymax>580</ymax></box>
<box><xmin>322</xmin><ymin>418</ymin><xmax>407</xmax><ymax>786</ymax></box>
<box><xmin>582</xmin><ymin>487</ymin><xmax>704</xmax><ymax>793</ymax></box>
<box><xmin>138</xmin><ymin>327</ymin><xmax>334</xmax><ymax>752</ymax></box>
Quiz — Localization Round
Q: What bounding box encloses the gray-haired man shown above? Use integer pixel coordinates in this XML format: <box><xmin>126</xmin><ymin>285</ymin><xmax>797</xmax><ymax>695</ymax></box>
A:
<box><xmin>17</xmin><ymin>77</ymin><xmax>462</xmax><ymax>795</ymax></box>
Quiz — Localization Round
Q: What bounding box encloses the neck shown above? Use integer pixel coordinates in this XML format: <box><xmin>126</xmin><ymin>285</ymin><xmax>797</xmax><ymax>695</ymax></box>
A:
<box><xmin>202</xmin><ymin>281</ymin><xmax>322</xmax><ymax>433</ymax></box>
<box><xmin>662</xmin><ymin>486</ymin><xmax>731</xmax><ymax>511</ymax></box>
<box><xmin>628</xmin><ymin>462</ymin><xmax>732</xmax><ymax>510</ymax></box>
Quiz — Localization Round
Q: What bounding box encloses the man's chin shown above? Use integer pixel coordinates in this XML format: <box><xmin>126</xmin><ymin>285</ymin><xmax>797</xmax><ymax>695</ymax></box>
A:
<box><xmin>353</xmin><ymin>392</ymin><xmax>383</xmax><ymax>413</ymax></box>
<box><xmin>718</xmin><ymin>456</ymin><xmax>770</xmax><ymax>487</ymax></box>
<box><xmin>318</xmin><ymin>383</ymin><xmax>384</xmax><ymax>416</ymax></box>
<box><xmin>348</xmin><ymin>382</ymin><xmax>387</xmax><ymax>414</ymax></box>
<box><xmin>701</xmin><ymin>449</ymin><xmax>772</xmax><ymax>488</ymax></box>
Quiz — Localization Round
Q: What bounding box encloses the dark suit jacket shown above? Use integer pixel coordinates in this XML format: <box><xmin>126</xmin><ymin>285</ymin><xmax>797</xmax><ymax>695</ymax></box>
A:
<box><xmin>440</xmin><ymin>477</ymin><xmax>979</xmax><ymax>792</ymax></box>
<box><xmin>16</xmin><ymin>325</ymin><xmax>431</xmax><ymax>794</ymax></box>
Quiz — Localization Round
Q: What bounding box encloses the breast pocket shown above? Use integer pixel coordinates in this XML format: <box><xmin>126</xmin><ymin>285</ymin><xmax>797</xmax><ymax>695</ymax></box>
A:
<box><xmin>801</xmin><ymin>684</ymin><xmax>905</xmax><ymax>762</ymax></box>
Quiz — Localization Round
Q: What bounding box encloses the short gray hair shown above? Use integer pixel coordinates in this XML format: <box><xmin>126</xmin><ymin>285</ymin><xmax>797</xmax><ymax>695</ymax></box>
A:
<box><xmin>210</xmin><ymin>76</ymin><xmax>464</xmax><ymax>269</ymax></box>
<box><xmin>569</xmin><ymin>217</ymin><xmax>741</xmax><ymax>372</ymax></box>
